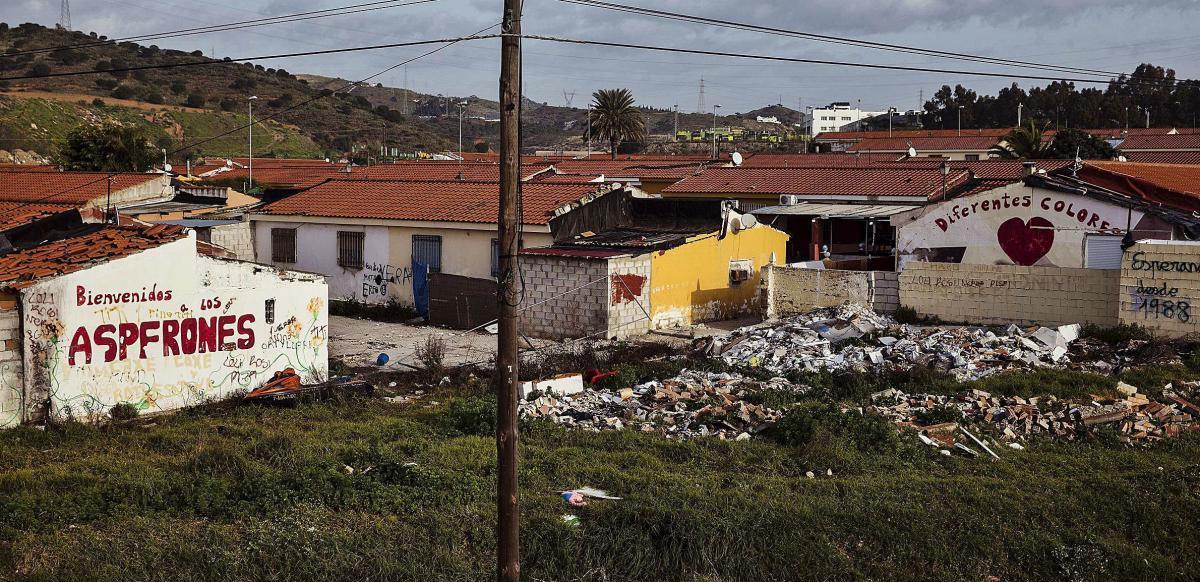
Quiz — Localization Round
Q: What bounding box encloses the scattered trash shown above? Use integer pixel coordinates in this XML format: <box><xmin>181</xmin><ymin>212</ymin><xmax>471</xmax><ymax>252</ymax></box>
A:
<box><xmin>585</xmin><ymin>369</ymin><xmax>620</xmax><ymax>384</ymax></box>
<box><xmin>561</xmin><ymin>514</ymin><xmax>581</xmax><ymax>527</ymax></box>
<box><xmin>245</xmin><ymin>371</ymin><xmax>373</xmax><ymax>404</ymax></box>
<box><xmin>244</xmin><ymin>368</ymin><xmax>302</xmax><ymax>402</ymax></box>
<box><xmin>871</xmin><ymin>383</ymin><xmax>1200</xmax><ymax>445</ymax></box>
<box><xmin>520</xmin><ymin>373</ymin><xmax>585</xmax><ymax>399</ymax></box>
<box><xmin>521</xmin><ymin>370</ymin><xmax>797</xmax><ymax>440</ymax></box>
<box><xmin>700</xmin><ymin>303</ymin><xmax>1092</xmax><ymax>381</ymax></box>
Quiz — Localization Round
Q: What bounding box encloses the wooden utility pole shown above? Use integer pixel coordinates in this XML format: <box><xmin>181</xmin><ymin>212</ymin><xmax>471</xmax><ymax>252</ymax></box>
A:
<box><xmin>496</xmin><ymin>0</ymin><xmax>522</xmax><ymax>580</ymax></box>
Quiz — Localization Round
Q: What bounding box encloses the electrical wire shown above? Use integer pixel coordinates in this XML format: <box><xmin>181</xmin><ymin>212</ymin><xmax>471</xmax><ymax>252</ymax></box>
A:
<box><xmin>516</xmin><ymin>35</ymin><xmax>1179</xmax><ymax>86</ymax></box>
<box><xmin>0</xmin><ymin>0</ymin><xmax>443</xmax><ymax>59</ymax></box>
<box><xmin>556</xmin><ymin>0</ymin><xmax>1126</xmax><ymax>78</ymax></box>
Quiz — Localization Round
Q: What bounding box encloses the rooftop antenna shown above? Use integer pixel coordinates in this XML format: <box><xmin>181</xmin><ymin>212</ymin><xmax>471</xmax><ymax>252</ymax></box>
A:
<box><xmin>562</xmin><ymin>90</ymin><xmax>576</xmax><ymax>107</ymax></box>
<box><xmin>696</xmin><ymin>77</ymin><xmax>706</xmax><ymax>114</ymax></box>
<box><xmin>58</xmin><ymin>0</ymin><xmax>72</xmax><ymax>30</ymax></box>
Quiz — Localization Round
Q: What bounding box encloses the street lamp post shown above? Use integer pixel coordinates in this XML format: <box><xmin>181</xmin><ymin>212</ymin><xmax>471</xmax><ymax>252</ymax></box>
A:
<box><xmin>247</xmin><ymin>95</ymin><xmax>257</xmax><ymax>192</ymax></box>
<box><xmin>586</xmin><ymin>102</ymin><xmax>592</xmax><ymax>158</ymax></box>
<box><xmin>957</xmin><ymin>105</ymin><xmax>964</xmax><ymax>136</ymax></box>
<box><xmin>711</xmin><ymin>104</ymin><xmax>721</xmax><ymax>159</ymax></box>
<box><xmin>1017</xmin><ymin>103</ymin><xmax>1023</xmax><ymax>128</ymax></box>
<box><xmin>673</xmin><ymin>104</ymin><xmax>679</xmax><ymax>139</ymax></box>
<box><xmin>457</xmin><ymin>100</ymin><xmax>469</xmax><ymax>160</ymax></box>
<box><xmin>887</xmin><ymin>107</ymin><xmax>896</xmax><ymax>137</ymax></box>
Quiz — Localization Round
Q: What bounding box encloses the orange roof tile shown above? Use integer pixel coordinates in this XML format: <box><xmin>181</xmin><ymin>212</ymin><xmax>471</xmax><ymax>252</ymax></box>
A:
<box><xmin>662</xmin><ymin>167</ymin><xmax>971</xmax><ymax>200</ymax></box>
<box><xmin>816</xmin><ymin>128</ymin><xmax>1012</xmax><ymax>141</ymax></box>
<box><xmin>1117</xmin><ymin>134</ymin><xmax>1200</xmax><ymax>150</ymax></box>
<box><xmin>0</xmin><ymin>171</ymin><xmax>165</xmax><ymax>205</ymax></box>
<box><xmin>1083</xmin><ymin>162</ymin><xmax>1200</xmax><ymax>199</ymax></box>
<box><xmin>847</xmin><ymin>135</ymin><xmax>1001</xmax><ymax>152</ymax></box>
<box><xmin>0</xmin><ymin>223</ymin><xmax>188</xmax><ymax>289</ymax></box>
<box><xmin>1123</xmin><ymin>151</ymin><xmax>1200</xmax><ymax>164</ymax></box>
<box><xmin>739</xmin><ymin>153</ymin><xmax>905</xmax><ymax>167</ymax></box>
<box><xmin>256</xmin><ymin>179</ymin><xmax>606</xmax><ymax>225</ymax></box>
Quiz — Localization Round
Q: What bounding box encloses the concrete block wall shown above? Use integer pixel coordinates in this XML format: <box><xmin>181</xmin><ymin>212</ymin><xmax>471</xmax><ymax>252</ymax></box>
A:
<box><xmin>0</xmin><ymin>291</ymin><xmax>22</xmax><ymax>428</ymax></box>
<box><xmin>764</xmin><ymin>266</ymin><xmax>900</xmax><ymax>318</ymax></box>
<box><xmin>607</xmin><ymin>255</ymin><xmax>652</xmax><ymax>339</ymax></box>
<box><xmin>899</xmin><ymin>262</ymin><xmax>1119</xmax><ymax>326</ymax></box>
<box><xmin>209</xmin><ymin>221</ymin><xmax>255</xmax><ymax>261</ymax></box>
<box><xmin>1119</xmin><ymin>241</ymin><xmax>1200</xmax><ymax>337</ymax></box>
<box><xmin>518</xmin><ymin>255</ymin><xmax>609</xmax><ymax>339</ymax></box>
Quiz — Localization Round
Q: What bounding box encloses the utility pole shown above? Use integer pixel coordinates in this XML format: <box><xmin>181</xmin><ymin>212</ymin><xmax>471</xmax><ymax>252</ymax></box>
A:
<box><xmin>1017</xmin><ymin>103</ymin><xmax>1023</xmax><ymax>128</ymax></box>
<box><xmin>957</xmin><ymin>105</ymin><xmax>964</xmax><ymax>136</ymax></box>
<box><xmin>1145</xmin><ymin>107</ymin><xmax>1151</xmax><ymax>129</ymax></box>
<box><xmin>586</xmin><ymin>102</ymin><xmax>592</xmax><ymax>158</ymax></box>
<box><xmin>496</xmin><ymin>0</ymin><xmax>522</xmax><ymax>579</ymax></box>
<box><xmin>248</xmin><ymin>95</ymin><xmax>257</xmax><ymax>192</ymax></box>
<box><xmin>458</xmin><ymin>100</ymin><xmax>469</xmax><ymax>160</ymax></box>
<box><xmin>673</xmin><ymin>104</ymin><xmax>679</xmax><ymax>137</ymax></box>
<box><xmin>403</xmin><ymin>65</ymin><xmax>409</xmax><ymax>114</ymax></box>
<box><xmin>711</xmin><ymin>104</ymin><xmax>721</xmax><ymax>159</ymax></box>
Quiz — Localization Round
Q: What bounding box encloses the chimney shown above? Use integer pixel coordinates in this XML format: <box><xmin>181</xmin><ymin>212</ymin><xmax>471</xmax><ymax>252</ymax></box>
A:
<box><xmin>1022</xmin><ymin>161</ymin><xmax>1037</xmax><ymax>177</ymax></box>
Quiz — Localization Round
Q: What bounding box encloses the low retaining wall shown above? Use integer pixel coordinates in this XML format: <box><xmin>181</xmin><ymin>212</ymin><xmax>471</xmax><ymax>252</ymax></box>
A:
<box><xmin>1119</xmin><ymin>241</ymin><xmax>1200</xmax><ymax>338</ymax></box>
<box><xmin>899</xmin><ymin>262</ymin><xmax>1119</xmax><ymax>326</ymax></box>
<box><xmin>764</xmin><ymin>266</ymin><xmax>899</xmax><ymax>318</ymax></box>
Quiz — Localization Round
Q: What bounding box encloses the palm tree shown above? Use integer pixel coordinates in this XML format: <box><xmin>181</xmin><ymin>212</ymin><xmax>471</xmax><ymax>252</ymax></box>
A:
<box><xmin>588</xmin><ymin>88</ymin><xmax>645</xmax><ymax>160</ymax></box>
<box><xmin>992</xmin><ymin>121</ymin><xmax>1054</xmax><ymax>159</ymax></box>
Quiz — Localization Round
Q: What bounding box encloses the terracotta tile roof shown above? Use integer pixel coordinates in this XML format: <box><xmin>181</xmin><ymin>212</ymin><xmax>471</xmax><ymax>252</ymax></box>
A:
<box><xmin>545</xmin><ymin>160</ymin><xmax>709</xmax><ymax>181</ymax></box>
<box><xmin>1123</xmin><ymin>151</ymin><xmax>1200</xmax><ymax>164</ymax></box>
<box><xmin>847</xmin><ymin>135</ymin><xmax>1001</xmax><ymax>152</ymax></box>
<box><xmin>0</xmin><ymin>164</ymin><xmax>57</xmax><ymax>172</ymax></box>
<box><xmin>0</xmin><ymin>201</ymin><xmax>78</xmax><ymax>230</ymax></box>
<box><xmin>0</xmin><ymin>171</ymin><xmax>165</xmax><ymax>205</ymax></box>
<box><xmin>816</xmin><ymin>128</ymin><xmax>1012</xmax><ymax>141</ymax></box>
<box><xmin>256</xmin><ymin>179</ymin><xmax>606</xmax><ymax>225</ymax></box>
<box><xmin>955</xmin><ymin>159</ymin><xmax>1071</xmax><ymax>179</ymax></box>
<box><xmin>530</xmin><ymin>154</ymin><xmax>713</xmax><ymax>162</ymax></box>
<box><xmin>1117</xmin><ymin>134</ymin><xmax>1200</xmax><ymax>150</ymax></box>
<box><xmin>350</xmin><ymin>162</ymin><xmax>553</xmax><ymax>182</ymax></box>
<box><xmin>662</xmin><ymin>167</ymin><xmax>972</xmax><ymax>200</ymax></box>
<box><xmin>0</xmin><ymin>223</ymin><xmax>188</xmax><ymax>289</ymax></box>
<box><xmin>739</xmin><ymin>153</ymin><xmax>905</xmax><ymax>167</ymax></box>
<box><xmin>1083</xmin><ymin>162</ymin><xmax>1200</xmax><ymax>199</ymax></box>
<box><xmin>1085</xmin><ymin>127</ymin><xmax>1200</xmax><ymax>139</ymax></box>
<box><xmin>192</xmin><ymin>157</ymin><xmax>340</xmax><ymax>171</ymax></box>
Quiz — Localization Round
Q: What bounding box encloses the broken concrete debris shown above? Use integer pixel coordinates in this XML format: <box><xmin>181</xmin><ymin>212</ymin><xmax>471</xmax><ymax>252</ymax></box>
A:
<box><xmin>871</xmin><ymin>383</ymin><xmax>1200</xmax><ymax>445</ymax></box>
<box><xmin>698</xmin><ymin>303</ymin><xmax>1088</xmax><ymax>380</ymax></box>
<box><xmin>520</xmin><ymin>370</ymin><xmax>797</xmax><ymax>440</ymax></box>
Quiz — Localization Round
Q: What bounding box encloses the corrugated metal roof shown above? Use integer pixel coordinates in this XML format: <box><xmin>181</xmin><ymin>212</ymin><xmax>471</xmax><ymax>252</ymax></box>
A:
<box><xmin>751</xmin><ymin>202</ymin><xmax>920</xmax><ymax>218</ymax></box>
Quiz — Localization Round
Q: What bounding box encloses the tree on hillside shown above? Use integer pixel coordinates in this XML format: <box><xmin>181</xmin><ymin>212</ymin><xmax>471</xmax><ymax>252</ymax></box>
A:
<box><xmin>992</xmin><ymin>122</ymin><xmax>1054</xmax><ymax>159</ymax></box>
<box><xmin>588</xmin><ymin>88</ymin><xmax>645</xmax><ymax>160</ymax></box>
<box><xmin>1047</xmin><ymin>129</ymin><xmax>1117</xmax><ymax>160</ymax></box>
<box><xmin>56</xmin><ymin>124</ymin><xmax>157</xmax><ymax>172</ymax></box>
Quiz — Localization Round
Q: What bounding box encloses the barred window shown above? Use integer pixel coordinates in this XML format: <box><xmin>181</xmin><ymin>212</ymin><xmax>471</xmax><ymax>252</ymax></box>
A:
<box><xmin>271</xmin><ymin>228</ymin><xmax>296</xmax><ymax>263</ymax></box>
<box><xmin>412</xmin><ymin>235</ymin><xmax>442</xmax><ymax>273</ymax></box>
<box><xmin>337</xmin><ymin>231</ymin><xmax>365</xmax><ymax>269</ymax></box>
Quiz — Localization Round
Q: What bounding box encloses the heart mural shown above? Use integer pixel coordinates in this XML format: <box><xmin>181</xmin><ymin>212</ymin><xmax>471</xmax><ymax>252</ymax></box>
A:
<box><xmin>997</xmin><ymin>216</ymin><xmax>1055</xmax><ymax>266</ymax></box>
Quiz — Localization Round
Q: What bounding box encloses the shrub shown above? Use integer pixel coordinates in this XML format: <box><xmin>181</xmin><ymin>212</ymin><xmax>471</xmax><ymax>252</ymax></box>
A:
<box><xmin>92</xmin><ymin>59</ymin><xmax>110</xmax><ymax>72</ymax></box>
<box><xmin>169</xmin><ymin>80</ymin><xmax>187</xmax><ymax>95</ymax></box>
<box><xmin>94</xmin><ymin>78</ymin><xmax>118</xmax><ymax>90</ymax></box>
<box><xmin>131</xmin><ymin>69</ymin><xmax>148</xmax><ymax>82</ymax></box>
<box><xmin>416</xmin><ymin>336</ymin><xmax>447</xmax><ymax>376</ymax></box>
<box><xmin>111</xmin><ymin>85</ymin><xmax>135</xmax><ymax>99</ymax></box>
<box><xmin>894</xmin><ymin>305</ymin><xmax>920</xmax><ymax>324</ymax></box>
<box><xmin>185</xmin><ymin>93</ymin><xmax>206</xmax><ymax>108</ymax></box>
<box><xmin>767</xmin><ymin>401</ymin><xmax>898</xmax><ymax>452</ymax></box>
<box><xmin>91</xmin><ymin>97</ymin><xmax>105</xmax><ymax>107</ymax></box>
<box><xmin>109</xmin><ymin>402</ymin><xmax>139</xmax><ymax>421</ymax></box>
<box><xmin>1082</xmin><ymin>323</ymin><xmax>1152</xmax><ymax>344</ymax></box>
<box><xmin>27</xmin><ymin>61</ymin><xmax>50</xmax><ymax>76</ymax></box>
<box><xmin>145</xmin><ymin>92</ymin><xmax>165</xmax><ymax>105</ymax></box>
<box><xmin>219</xmin><ymin>98</ymin><xmax>237</xmax><ymax>112</ymax></box>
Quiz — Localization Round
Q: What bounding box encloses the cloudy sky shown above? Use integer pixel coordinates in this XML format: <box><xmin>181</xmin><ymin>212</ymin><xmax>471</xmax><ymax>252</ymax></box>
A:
<box><xmin>5</xmin><ymin>0</ymin><xmax>1200</xmax><ymax>113</ymax></box>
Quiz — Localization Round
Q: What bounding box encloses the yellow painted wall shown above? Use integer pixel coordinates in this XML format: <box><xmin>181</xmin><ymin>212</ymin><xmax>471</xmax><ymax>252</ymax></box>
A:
<box><xmin>649</xmin><ymin>225</ymin><xmax>788</xmax><ymax>327</ymax></box>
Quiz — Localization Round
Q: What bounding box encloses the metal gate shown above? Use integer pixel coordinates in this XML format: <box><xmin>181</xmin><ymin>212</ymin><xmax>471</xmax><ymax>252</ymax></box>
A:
<box><xmin>1084</xmin><ymin>234</ymin><xmax>1123</xmax><ymax>269</ymax></box>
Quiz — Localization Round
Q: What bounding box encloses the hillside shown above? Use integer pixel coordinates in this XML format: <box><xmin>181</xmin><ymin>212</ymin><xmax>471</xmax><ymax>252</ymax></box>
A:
<box><xmin>0</xmin><ymin>22</ymin><xmax>801</xmax><ymax>159</ymax></box>
<box><xmin>0</xmin><ymin>22</ymin><xmax>453</xmax><ymax>159</ymax></box>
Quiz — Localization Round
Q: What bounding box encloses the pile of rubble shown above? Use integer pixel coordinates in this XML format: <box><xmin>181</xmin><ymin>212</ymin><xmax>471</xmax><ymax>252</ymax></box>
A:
<box><xmin>520</xmin><ymin>370</ymin><xmax>799</xmax><ymax>440</ymax></box>
<box><xmin>698</xmin><ymin>303</ymin><xmax>1084</xmax><ymax>380</ymax></box>
<box><xmin>870</xmin><ymin>382</ymin><xmax>1200</xmax><ymax>447</ymax></box>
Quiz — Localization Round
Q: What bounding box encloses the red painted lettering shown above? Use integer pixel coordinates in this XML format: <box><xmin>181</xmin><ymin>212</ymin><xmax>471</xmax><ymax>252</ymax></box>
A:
<box><xmin>180</xmin><ymin>318</ymin><xmax>198</xmax><ymax>354</ymax></box>
<box><xmin>197</xmin><ymin>317</ymin><xmax>218</xmax><ymax>353</ymax></box>
<box><xmin>94</xmin><ymin>324</ymin><xmax>117</xmax><ymax>362</ymax></box>
<box><xmin>161</xmin><ymin>319</ymin><xmax>181</xmax><ymax>356</ymax></box>
<box><xmin>217</xmin><ymin>315</ymin><xmax>236</xmax><ymax>348</ymax></box>
<box><xmin>68</xmin><ymin>327</ymin><xmax>91</xmax><ymax>365</ymax></box>
<box><xmin>237</xmin><ymin>314</ymin><xmax>256</xmax><ymax>349</ymax></box>
<box><xmin>76</xmin><ymin>285</ymin><xmax>85</xmax><ymax>306</ymax></box>
<box><xmin>138</xmin><ymin>321</ymin><xmax>160</xmax><ymax>359</ymax></box>
<box><xmin>117</xmin><ymin>323</ymin><xmax>138</xmax><ymax>360</ymax></box>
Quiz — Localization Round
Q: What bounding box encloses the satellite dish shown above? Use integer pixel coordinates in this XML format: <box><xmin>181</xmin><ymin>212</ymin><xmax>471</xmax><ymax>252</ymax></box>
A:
<box><xmin>731</xmin><ymin>151</ymin><xmax>744</xmax><ymax>166</ymax></box>
<box><xmin>906</xmin><ymin>146</ymin><xmax>917</xmax><ymax>158</ymax></box>
<box><xmin>740</xmin><ymin>213</ymin><xmax>757</xmax><ymax>229</ymax></box>
<box><xmin>1117</xmin><ymin>155</ymin><xmax>1128</xmax><ymax>162</ymax></box>
<box><xmin>163</xmin><ymin>163</ymin><xmax>172</xmax><ymax>173</ymax></box>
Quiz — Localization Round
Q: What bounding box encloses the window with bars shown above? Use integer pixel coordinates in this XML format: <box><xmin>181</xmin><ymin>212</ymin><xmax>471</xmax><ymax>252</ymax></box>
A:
<box><xmin>337</xmin><ymin>231</ymin><xmax>365</xmax><ymax>269</ymax></box>
<box><xmin>271</xmin><ymin>228</ymin><xmax>296</xmax><ymax>263</ymax></box>
<box><xmin>412</xmin><ymin>235</ymin><xmax>443</xmax><ymax>273</ymax></box>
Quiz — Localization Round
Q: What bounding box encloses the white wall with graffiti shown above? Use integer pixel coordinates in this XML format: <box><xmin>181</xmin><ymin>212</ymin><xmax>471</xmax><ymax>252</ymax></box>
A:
<box><xmin>892</xmin><ymin>182</ymin><xmax>1158</xmax><ymax>269</ymax></box>
<box><xmin>251</xmin><ymin>219</ymin><xmax>403</xmax><ymax>305</ymax></box>
<box><xmin>14</xmin><ymin>235</ymin><xmax>328</xmax><ymax>425</ymax></box>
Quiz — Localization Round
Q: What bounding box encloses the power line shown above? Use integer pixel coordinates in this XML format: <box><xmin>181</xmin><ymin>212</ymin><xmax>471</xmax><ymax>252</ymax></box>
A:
<box><xmin>557</xmin><ymin>0</ymin><xmax>1126</xmax><ymax>78</ymax></box>
<box><xmin>2</xmin><ymin>24</ymin><xmax>500</xmax><ymax>214</ymax></box>
<box><xmin>517</xmin><ymin>35</ymin><xmax>1152</xmax><ymax>86</ymax></box>
<box><xmin>1</xmin><ymin>0</ymin><xmax>442</xmax><ymax>60</ymax></box>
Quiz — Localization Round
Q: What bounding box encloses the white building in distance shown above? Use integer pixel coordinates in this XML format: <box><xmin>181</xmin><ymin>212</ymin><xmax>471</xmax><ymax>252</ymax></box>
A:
<box><xmin>804</xmin><ymin>102</ymin><xmax>890</xmax><ymax>135</ymax></box>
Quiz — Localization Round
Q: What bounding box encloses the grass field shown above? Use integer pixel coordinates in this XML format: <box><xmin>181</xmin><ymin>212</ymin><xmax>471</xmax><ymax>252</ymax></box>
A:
<box><xmin>1</xmin><ymin>336</ymin><xmax>1198</xmax><ymax>581</ymax></box>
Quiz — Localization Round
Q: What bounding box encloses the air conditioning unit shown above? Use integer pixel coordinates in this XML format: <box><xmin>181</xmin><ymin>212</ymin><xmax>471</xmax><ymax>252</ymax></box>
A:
<box><xmin>780</xmin><ymin>194</ymin><xmax>800</xmax><ymax>206</ymax></box>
